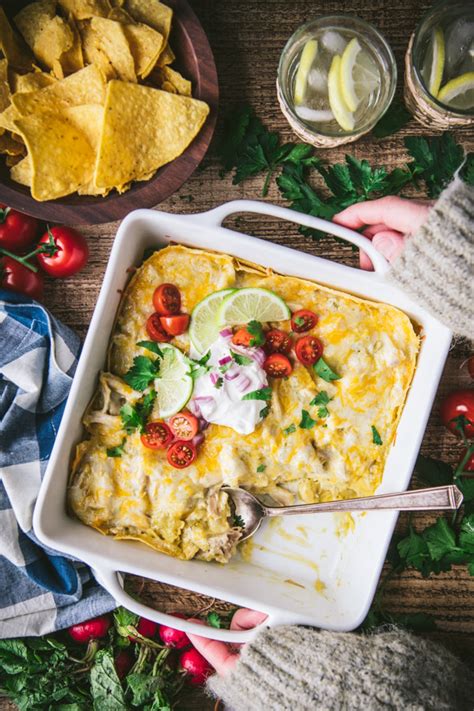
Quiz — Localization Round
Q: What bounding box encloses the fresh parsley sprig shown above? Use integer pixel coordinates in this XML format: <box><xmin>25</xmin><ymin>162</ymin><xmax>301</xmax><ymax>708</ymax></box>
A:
<box><xmin>310</xmin><ymin>390</ymin><xmax>332</xmax><ymax>418</ymax></box>
<box><xmin>247</xmin><ymin>320</ymin><xmax>266</xmax><ymax>347</ymax></box>
<box><xmin>124</xmin><ymin>355</ymin><xmax>160</xmax><ymax>392</ymax></box>
<box><xmin>120</xmin><ymin>390</ymin><xmax>156</xmax><ymax>434</ymax></box>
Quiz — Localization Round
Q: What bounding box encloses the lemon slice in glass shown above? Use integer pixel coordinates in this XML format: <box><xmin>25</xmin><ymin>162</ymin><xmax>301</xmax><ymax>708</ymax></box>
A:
<box><xmin>340</xmin><ymin>38</ymin><xmax>379</xmax><ymax>112</ymax></box>
<box><xmin>421</xmin><ymin>27</ymin><xmax>445</xmax><ymax>97</ymax></box>
<box><xmin>189</xmin><ymin>288</ymin><xmax>236</xmax><ymax>354</ymax></box>
<box><xmin>438</xmin><ymin>71</ymin><xmax>474</xmax><ymax>110</ymax></box>
<box><xmin>153</xmin><ymin>344</ymin><xmax>193</xmax><ymax>418</ymax></box>
<box><xmin>294</xmin><ymin>39</ymin><xmax>318</xmax><ymax>105</ymax></box>
<box><xmin>328</xmin><ymin>55</ymin><xmax>355</xmax><ymax>131</ymax></box>
<box><xmin>219</xmin><ymin>287</ymin><xmax>290</xmax><ymax>326</ymax></box>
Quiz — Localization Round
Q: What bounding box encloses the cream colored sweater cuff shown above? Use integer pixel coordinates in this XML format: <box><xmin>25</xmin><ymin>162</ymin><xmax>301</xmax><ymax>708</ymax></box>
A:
<box><xmin>387</xmin><ymin>178</ymin><xmax>474</xmax><ymax>340</ymax></box>
<box><xmin>207</xmin><ymin>625</ymin><xmax>473</xmax><ymax>711</ymax></box>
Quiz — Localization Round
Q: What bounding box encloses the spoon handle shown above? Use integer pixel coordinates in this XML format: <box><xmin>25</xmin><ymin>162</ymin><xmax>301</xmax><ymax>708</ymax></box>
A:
<box><xmin>264</xmin><ymin>485</ymin><xmax>463</xmax><ymax>517</ymax></box>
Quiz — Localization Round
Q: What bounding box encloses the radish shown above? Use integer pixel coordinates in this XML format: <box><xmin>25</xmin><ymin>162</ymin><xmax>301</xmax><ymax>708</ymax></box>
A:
<box><xmin>158</xmin><ymin>613</ymin><xmax>189</xmax><ymax>649</ymax></box>
<box><xmin>68</xmin><ymin>615</ymin><xmax>111</xmax><ymax>643</ymax></box>
<box><xmin>179</xmin><ymin>648</ymin><xmax>213</xmax><ymax>685</ymax></box>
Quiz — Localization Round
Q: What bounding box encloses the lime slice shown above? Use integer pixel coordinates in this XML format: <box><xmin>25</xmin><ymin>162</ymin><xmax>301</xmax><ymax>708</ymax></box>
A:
<box><xmin>294</xmin><ymin>39</ymin><xmax>318</xmax><ymax>105</ymax></box>
<box><xmin>328</xmin><ymin>55</ymin><xmax>355</xmax><ymax>132</ymax></box>
<box><xmin>421</xmin><ymin>27</ymin><xmax>445</xmax><ymax>97</ymax></box>
<box><xmin>340</xmin><ymin>38</ymin><xmax>379</xmax><ymax>111</ymax></box>
<box><xmin>219</xmin><ymin>287</ymin><xmax>290</xmax><ymax>326</ymax></box>
<box><xmin>189</xmin><ymin>288</ymin><xmax>236</xmax><ymax>354</ymax></box>
<box><xmin>438</xmin><ymin>71</ymin><xmax>474</xmax><ymax>110</ymax></box>
<box><xmin>154</xmin><ymin>344</ymin><xmax>193</xmax><ymax>418</ymax></box>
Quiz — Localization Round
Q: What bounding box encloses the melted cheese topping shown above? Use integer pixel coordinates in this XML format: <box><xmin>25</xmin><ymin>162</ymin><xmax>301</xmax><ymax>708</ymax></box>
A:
<box><xmin>68</xmin><ymin>245</ymin><xmax>419</xmax><ymax>563</ymax></box>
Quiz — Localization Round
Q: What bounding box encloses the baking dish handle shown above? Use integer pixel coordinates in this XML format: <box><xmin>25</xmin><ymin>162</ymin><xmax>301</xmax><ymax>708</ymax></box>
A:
<box><xmin>92</xmin><ymin>567</ymin><xmax>281</xmax><ymax>643</ymax></box>
<box><xmin>194</xmin><ymin>199</ymin><xmax>390</xmax><ymax>275</ymax></box>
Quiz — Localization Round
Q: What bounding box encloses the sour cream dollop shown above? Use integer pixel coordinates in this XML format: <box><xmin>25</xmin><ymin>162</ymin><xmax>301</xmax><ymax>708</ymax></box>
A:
<box><xmin>189</xmin><ymin>332</ymin><xmax>268</xmax><ymax>435</ymax></box>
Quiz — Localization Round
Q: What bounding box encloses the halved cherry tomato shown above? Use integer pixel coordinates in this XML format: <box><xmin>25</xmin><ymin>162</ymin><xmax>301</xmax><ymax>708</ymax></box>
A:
<box><xmin>264</xmin><ymin>329</ymin><xmax>292</xmax><ymax>355</ymax></box>
<box><xmin>160</xmin><ymin>314</ymin><xmax>190</xmax><ymax>336</ymax></box>
<box><xmin>167</xmin><ymin>441</ymin><xmax>197</xmax><ymax>468</ymax></box>
<box><xmin>263</xmin><ymin>353</ymin><xmax>293</xmax><ymax>378</ymax></box>
<box><xmin>295</xmin><ymin>336</ymin><xmax>323</xmax><ymax>366</ymax></box>
<box><xmin>291</xmin><ymin>309</ymin><xmax>318</xmax><ymax>333</ymax></box>
<box><xmin>440</xmin><ymin>389</ymin><xmax>474</xmax><ymax>438</ymax></box>
<box><xmin>232</xmin><ymin>327</ymin><xmax>254</xmax><ymax>347</ymax></box>
<box><xmin>1</xmin><ymin>257</ymin><xmax>44</xmax><ymax>300</ymax></box>
<box><xmin>0</xmin><ymin>205</ymin><xmax>38</xmax><ymax>253</ymax></box>
<box><xmin>146</xmin><ymin>312</ymin><xmax>172</xmax><ymax>342</ymax></box>
<box><xmin>141</xmin><ymin>421</ymin><xmax>173</xmax><ymax>450</ymax></box>
<box><xmin>153</xmin><ymin>283</ymin><xmax>181</xmax><ymax>315</ymax></box>
<box><xmin>36</xmin><ymin>226</ymin><xmax>89</xmax><ymax>278</ymax></box>
<box><xmin>169</xmin><ymin>411</ymin><xmax>199</xmax><ymax>441</ymax></box>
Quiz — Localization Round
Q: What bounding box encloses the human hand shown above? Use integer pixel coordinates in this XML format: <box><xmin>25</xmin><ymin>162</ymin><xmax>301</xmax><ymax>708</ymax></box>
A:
<box><xmin>333</xmin><ymin>196</ymin><xmax>431</xmax><ymax>270</ymax></box>
<box><xmin>187</xmin><ymin>608</ymin><xmax>268</xmax><ymax>676</ymax></box>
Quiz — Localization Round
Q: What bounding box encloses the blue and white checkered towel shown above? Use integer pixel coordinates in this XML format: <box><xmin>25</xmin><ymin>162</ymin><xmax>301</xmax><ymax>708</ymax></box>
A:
<box><xmin>0</xmin><ymin>290</ymin><xmax>115</xmax><ymax>638</ymax></box>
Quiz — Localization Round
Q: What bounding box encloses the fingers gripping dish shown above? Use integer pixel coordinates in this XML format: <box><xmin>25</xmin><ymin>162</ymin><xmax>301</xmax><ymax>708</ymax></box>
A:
<box><xmin>68</xmin><ymin>245</ymin><xmax>418</xmax><ymax>563</ymax></box>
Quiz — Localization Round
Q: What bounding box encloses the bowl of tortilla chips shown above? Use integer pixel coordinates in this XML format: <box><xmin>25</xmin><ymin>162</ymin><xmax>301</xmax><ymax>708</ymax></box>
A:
<box><xmin>0</xmin><ymin>0</ymin><xmax>217</xmax><ymax>224</ymax></box>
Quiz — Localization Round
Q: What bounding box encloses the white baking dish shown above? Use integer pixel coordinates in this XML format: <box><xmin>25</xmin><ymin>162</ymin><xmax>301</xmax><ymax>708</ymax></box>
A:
<box><xmin>34</xmin><ymin>200</ymin><xmax>451</xmax><ymax>643</ymax></box>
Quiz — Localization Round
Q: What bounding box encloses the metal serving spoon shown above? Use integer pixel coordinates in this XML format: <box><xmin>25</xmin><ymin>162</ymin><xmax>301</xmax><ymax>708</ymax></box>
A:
<box><xmin>224</xmin><ymin>485</ymin><xmax>464</xmax><ymax>543</ymax></box>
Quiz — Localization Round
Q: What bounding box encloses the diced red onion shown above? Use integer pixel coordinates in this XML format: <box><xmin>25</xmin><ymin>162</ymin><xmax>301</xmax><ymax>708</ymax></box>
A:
<box><xmin>192</xmin><ymin>433</ymin><xmax>205</xmax><ymax>448</ymax></box>
<box><xmin>219</xmin><ymin>328</ymin><xmax>232</xmax><ymax>338</ymax></box>
<box><xmin>225</xmin><ymin>366</ymin><xmax>240</xmax><ymax>381</ymax></box>
<box><xmin>194</xmin><ymin>396</ymin><xmax>215</xmax><ymax>406</ymax></box>
<box><xmin>235</xmin><ymin>374</ymin><xmax>251</xmax><ymax>392</ymax></box>
<box><xmin>252</xmin><ymin>348</ymin><xmax>265</xmax><ymax>366</ymax></box>
<box><xmin>210</xmin><ymin>371</ymin><xmax>219</xmax><ymax>385</ymax></box>
<box><xmin>187</xmin><ymin>399</ymin><xmax>201</xmax><ymax>417</ymax></box>
<box><xmin>198</xmin><ymin>417</ymin><xmax>210</xmax><ymax>430</ymax></box>
<box><xmin>218</xmin><ymin>355</ymin><xmax>232</xmax><ymax>366</ymax></box>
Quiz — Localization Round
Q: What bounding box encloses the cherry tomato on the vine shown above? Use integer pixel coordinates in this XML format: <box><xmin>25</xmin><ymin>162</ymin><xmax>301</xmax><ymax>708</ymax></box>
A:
<box><xmin>291</xmin><ymin>309</ymin><xmax>318</xmax><ymax>333</ymax></box>
<box><xmin>169</xmin><ymin>411</ymin><xmax>199</xmax><ymax>441</ymax></box>
<box><xmin>263</xmin><ymin>353</ymin><xmax>293</xmax><ymax>378</ymax></box>
<box><xmin>440</xmin><ymin>389</ymin><xmax>474</xmax><ymax>438</ymax></box>
<box><xmin>153</xmin><ymin>283</ymin><xmax>181</xmax><ymax>315</ymax></box>
<box><xmin>0</xmin><ymin>257</ymin><xmax>44</xmax><ymax>300</ymax></box>
<box><xmin>141</xmin><ymin>421</ymin><xmax>173</xmax><ymax>450</ymax></box>
<box><xmin>0</xmin><ymin>205</ymin><xmax>38</xmax><ymax>253</ymax></box>
<box><xmin>146</xmin><ymin>312</ymin><xmax>173</xmax><ymax>342</ymax></box>
<box><xmin>160</xmin><ymin>313</ymin><xmax>190</xmax><ymax>336</ymax></box>
<box><xmin>264</xmin><ymin>329</ymin><xmax>292</xmax><ymax>355</ymax></box>
<box><xmin>167</xmin><ymin>441</ymin><xmax>197</xmax><ymax>468</ymax></box>
<box><xmin>295</xmin><ymin>336</ymin><xmax>323</xmax><ymax>366</ymax></box>
<box><xmin>36</xmin><ymin>227</ymin><xmax>89</xmax><ymax>278</ymax></box>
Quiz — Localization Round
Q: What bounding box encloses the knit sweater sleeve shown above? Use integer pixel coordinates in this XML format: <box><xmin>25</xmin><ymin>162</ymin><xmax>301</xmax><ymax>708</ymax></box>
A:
<box><xmin>386</xmin><ymin>178</ymin><xmax>474</xmax><ymax>340</ymax></box>
<box><xmin>207</xmin><ymin>625</ymin><xmax>473</xmax><ymax>711</ymax></box>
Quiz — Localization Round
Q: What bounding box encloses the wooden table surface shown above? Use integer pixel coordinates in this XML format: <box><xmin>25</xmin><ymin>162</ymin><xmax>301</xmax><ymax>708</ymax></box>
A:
<box><xmin>2</xmin><ymin>1</ymin><xmax>473</xmax><ymax>709</ymax></box>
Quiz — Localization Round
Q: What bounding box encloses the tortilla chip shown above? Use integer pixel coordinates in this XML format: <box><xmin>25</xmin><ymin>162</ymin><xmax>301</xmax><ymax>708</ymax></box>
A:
<box><xmin>124</xmin><ymin>0</ymin><xmax>172</xmax><ymax>42</ymax></box>
<box><xmin>94</xmin><ymin>81</ymin><xmax>209</xmax><ymax>188</ymax></box>
<box><xmin>0</xmin><ymin>133</ymin><xmax>25</xmax><ymax>155</ymax></box>
<box><xmin>58</xmin><ymin>15</ymin><xmax>84</xmax><ymax>75</ymax></box>
<box><xmin>34</xmin><ymin>16</ymin><xmax>75</xmax><ymax>71</ymax></box>
<box><xmin>63</xmin><ymin>103</ymin><xmax>104</xmax><ymax>150</ymax></box>
<box><xmin>57</xmin><ymin>0</ymin><xmax>112</xmax><ymax>20</ymax></box>
<box><xmin>0</xmin><ymin>104</ymin><xmax>21</xmax><ymax>133</ymax></box>
<box><xmin>0</xmin><ymin>8</ymin><xmax>33</xmax><ymax>71</ymax></box>
<box><xmin>10</xmin><ymin>155</ymin><xmax>32</xmax><ymax>186</ymax></box>
<box><xmin>156</xmin><ymin>42</ymin><xmax>174</xmax><ymax>67</ymax></box>
<box><xmin>12</xmin><ymin>64</ymin><xmax>107</xmax><ymax>115</ymax></box>
<box><xmin>14</xmin><ymin>112</ymin><xmax>96</xmax><ymax>200</ymax></box>
<box><xmin>0</xmin><ymin>59</ymin><xmax>10</xmax><ymax>112</ymax></box>
<box><xmin>88</xmin><ymin>17</ymin><xmax>136</xmax><ymax>82</ymax></box>
<box><xmin>11</xmin><ymin>70</ymin><xmax>56</xmax><ymax>93</ymax></box>
<box><xmin>14</xmin><ymin>1</ymin><xmax>56</xmax><ymax>50</ymax></box>
<box><xmin>78</xmin><ymin>21</ymin><xmax>116</xmax><ymax>80</ymax></box>
<box><xmin>108</xmin><ymin>7</ymin><xmax>134</xmax><ymax>22</ymax></box>
<box><xmin>151</xmin><ymin>66</ymin><xmax>192</xmax><ymax>96</ymax></box>
<box><xmin>122</xmin><ymin>23</ymin><xmax>163</xmax><ymax>78</ymax></box>
<box><xmin>6</xmin><ymin>153</ymin><xmax>23</xmax><ymax>167</ymax></box>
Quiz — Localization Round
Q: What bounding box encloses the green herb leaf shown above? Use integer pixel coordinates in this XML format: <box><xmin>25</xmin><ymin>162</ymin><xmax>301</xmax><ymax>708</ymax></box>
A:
<box><xmin>120</xmin><ymin>390</ymin><xmax>156</xmax><ymax>434</ymax></box>
<box><xmin>257</xmin><ymin>463</ymin><xmax>266</xmax><ymax>472</ymax></box>
<box><xmin>247</xmin><ymin>320</ymin><xmax>265</xmax><ymax>347</ymax></box>
<box><xmin>231</xmin><ymin>350</ymin><xmax>253</xmax><ymax>366</ymax></box>
<box><xmin>136</xmin><ymin>340</ymin><xmax>163</xmax><ymax>357</ymax></box>
<box><xmin>372</xmin><ymin>99</ymin><xmax>411</xmax><ymax>138</ymax></box>
<box><xmin>123</xmin><ymin>355</ymin><xmax>160</xmax><ymax>391</ymax></box>
<box><xmin>424</xmin><ymin>518</ymin><xmax>460</xmax><ymax>561</ymax></box>
<box><xmin>207</xmin><ymin>612</ymin><xmax>221</xmax><ymax>629</ymax></box>
<box><xmin>397</xmin><ymin>526</ymin><xmax>432</xmax><ymax>575</ymax></box>
<box><xmin>283</xmin><ymin>424</ymin><xmax>296</xmax><ymax>435</ymax></box>
<box><xmin>313</xmin><ymin>357</ymin><xmax>341</xmax><ymax>382</ymax></box>
<box><xmin>405</xmin><ymin>133</ymin><xmax>465</xmax><ymax>198</ymax></box>
<box><xmin>310</xmin><ymin>390</ymin><xmax>332</xmax><ymax>417</ymax></box>
<box><xmin>299</xmin><ymin>409</ymin><xmax>316</xmax><ymax>429</ymax></box>
<box><xmin>233</xmin><ymin>514</ymin><xmax>245</xmax><ymax>528</ymax></box>
<box><xmin>243</xmin><ymin>387</ymin><xmax>272</xmax><ymax>401</ymax></box>
<box><xmin>90</xmin><ymin>650</ymin><xmax>128</xmax><ymax>711</ymax></box>
<box><xmin>260</xmin><ymin>404</ymin><xmax>271</xmax><ymax>419</ymax></box>
<box><xmin>189</xmin><ymin>351</ymin><xmax>211</xmax><ymax>380</ymax></box>
<box><xmin>371</xmin><ymin>426</ymin><xmax>383</xmax><ymax>445</ymax></box>
<box><xmin>106</xmin><ymin>438</ymin><xmax>126</xmax><ymax>458</ymax></box>
<box><xmin>214</xmin><ymin>377</ymin><xmax>223</xmax><ymax>389</ymax></box>
<box><xmin>459</xmin><ymin>513</ymin><xmax>474</xmax><ymax>556</ymax></box>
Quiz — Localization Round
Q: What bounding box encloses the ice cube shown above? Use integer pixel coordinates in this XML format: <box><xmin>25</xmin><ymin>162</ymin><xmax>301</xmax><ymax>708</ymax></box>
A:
<box><xmin>321</xmin><ymin>30</ymin><xmax>347</xmax><ymax>55</ymax></box>
<box><xmin>295</xmin><ymin>105</ymin><xmax>334</xmax><ymax>123</ymax></box>
<box><xmin>444</xmin><ymin>19</ymin><xmax>474</xmax><ymax>76</ymax></box>
<box><xmin>308</xmin><ymin>67</ymin><xmax>328</xmax><ymax>92</ymax></box>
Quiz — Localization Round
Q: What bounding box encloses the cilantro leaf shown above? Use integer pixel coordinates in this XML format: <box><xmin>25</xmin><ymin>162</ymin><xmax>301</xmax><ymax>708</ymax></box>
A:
<box><xmin>372</xmin><ymin>99</ymin><xmax>411</xmax><ymax>138</ymax></box>
<box><xmin>283</xmin><ymin>424</ymin><xmax>296</xmax><ymax>435</ymax></box>
<box><xmin>310</xmin><ymin>391</ymin><xmax>332</xmax><ymax>417</ymax></box>
<box><xmin>137</xmin><ymin>340</ymin><xmax>163</xmax><ymax>357</ymax></box>
<box><xmin>123</xmin><ymin>355</ymin><xmax>160</xmax><ymax>391</ymax></box>
<box><xmin>459</xmin><ymin>513</ymin><xmax>474</xmax><ymax>556</ymax></box>
<box><xmin>313</xmin><ymin>357</ymin><xmax>341</xmax><ymax>382</ymax></box>
<box><xmin>247</xmin><ymin>320</ymin><xmax>265</xmax><ymax>347</ymax></box>
<box><xmin>231</xmin><ymin>350</ymin><xmax>253</xmax><ymax>366</ymax></box>
<box><xmin>415</xmin><ymin>454</ymin><xmax>454</xmax><ymax>486</ymax></box>
<box><xmin>120</xmin><ymin>391</ymin><xmax>156</xmax><ymax>434</ymax></box>
<box><xmin>214</xmin><ymin>377</ymin><xmax>223</xmax><ymax>389</ymax></box>
<box><xmin>257</xmin><ymin>463</ymin><xmax>266</xmax><ymax>472</ymax></box>
<box><xmin>243</xmin><ymin>387</ymin><xmax>272</xmax><ymax>401</ymax></box>
<box><xmin>190</xmin><ymin>351</ymin><xmax>211</xmax><ymax>379</ymax></box>
<box><xmin>299</xmin><ymin>409</ymin><xmax>316</xmax><ymax>429</ymax></box>
<box><xmin>106</xmin><ymin>438</ymin><xmax>126</xmax><ymax>458</ymax></box>
<box><xmin>423</xmin><ymin>518</ymin><xmax>460</xmax><ymax>562</ymax></box>
<box><xmin>260</xmin><ymin>404</ymin><xmax>271</xmax><ymax>419</ymax></box>
<box><xmin>207</xmin><ymin>612</ymin><xmax>221</xmax><ymax>629</ymax></box>
<box><xmin>233</xmin><ymin>514</ymin><xmax>245</xmax><ymax>528</ymax></box>
<box><xmin>371</xmin><ymin>426</ymin><xmax>383</xmax><ymax>445</ymax></box>
<box><xmin>397</xmin><ymin>527</ymin><xmax>432</xmax><ymax>575</ymax></box>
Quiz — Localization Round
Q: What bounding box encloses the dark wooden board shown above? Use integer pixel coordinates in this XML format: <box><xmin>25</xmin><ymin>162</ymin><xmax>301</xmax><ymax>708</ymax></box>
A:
<box><xmin>0</xmin><ymin>0</ymin><xmax>218</xmax><ymax>224</ymax></box>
